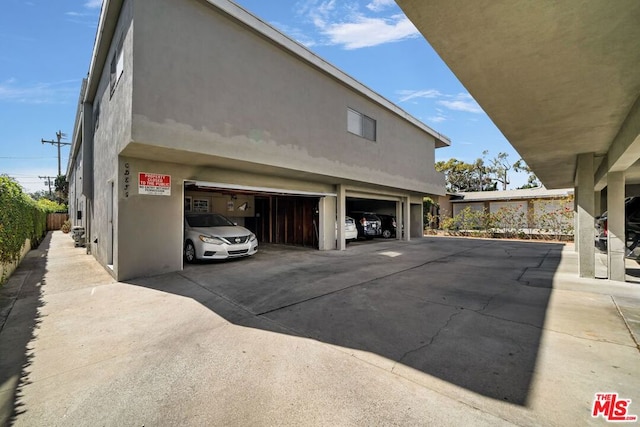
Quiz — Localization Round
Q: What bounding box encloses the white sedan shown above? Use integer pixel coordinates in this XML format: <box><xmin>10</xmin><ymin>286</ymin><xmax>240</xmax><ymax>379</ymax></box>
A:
<box><xmin>184</xmin><ymin>213</ymin><xmax>258</xmax><ymax>263</ymax></box>
<box><xmin>345</xmin><ymin>216</ymin><xmax>358</xmax><ymax>241</ymax></box>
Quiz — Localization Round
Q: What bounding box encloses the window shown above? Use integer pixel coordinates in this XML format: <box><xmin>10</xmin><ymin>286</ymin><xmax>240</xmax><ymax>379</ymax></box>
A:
<box><xmin>110</xmin><ymin>36</ymin><xmax>124</xmax><ymax>95</ymax></box>
<box><xmin>347</xmin><ymin>108</ymin><xmax>376</xmax><ymax>141</ymax></box>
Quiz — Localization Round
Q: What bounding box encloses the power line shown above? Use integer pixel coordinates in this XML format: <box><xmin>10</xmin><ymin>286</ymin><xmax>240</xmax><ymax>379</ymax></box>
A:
<box><xmin>38</xmin><ymin>175</ymin><xmax>55</xmax><ymax>197</ymax></box>
<box><xmin>0</xmin><ymin>156</ymin><xmax>58</xmax><ymax>159</ymax></box>
<box><xmin>41</xmin><ymin>130</ymin><xmax>71</xmax><ymax>176</ymax></box>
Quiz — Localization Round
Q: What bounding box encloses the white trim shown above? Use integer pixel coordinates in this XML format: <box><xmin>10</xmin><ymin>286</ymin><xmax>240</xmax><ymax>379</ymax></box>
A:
<box><xmin>188</xmin><ymin>181</ymin><xmax>337</xmax><ymax>197</ymax></box>
<box><xmin>346</xmin><ymin>190</ymin><xmax>404</xmax><ymax>202</ymax></box>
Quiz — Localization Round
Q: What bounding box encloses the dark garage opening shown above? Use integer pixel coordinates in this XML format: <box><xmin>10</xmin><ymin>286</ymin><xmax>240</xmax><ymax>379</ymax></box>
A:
<box><xmin>246</xmin><ymin>196</ymin><xmax>319</xmax><ymax>249</ymax></box>
<box><xmin>185</xmin><ymin>183</ymin><xmax>319</xmax><ymax>249</ymax></box>
<box><xmin>346</xmin><ymin>197</ymin><xmax>397</xmax><ymax>216</ymax></box>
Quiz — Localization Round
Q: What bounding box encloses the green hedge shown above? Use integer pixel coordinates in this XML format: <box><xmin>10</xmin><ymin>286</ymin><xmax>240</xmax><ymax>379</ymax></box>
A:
<box><xmin>0</xmin><ymin>175</ymin><xmax>48</xmax><ymax>265</ymax></box>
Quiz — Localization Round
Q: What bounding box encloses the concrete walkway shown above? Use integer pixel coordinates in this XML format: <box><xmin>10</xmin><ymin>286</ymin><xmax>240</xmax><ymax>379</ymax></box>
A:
<box><xmin>0</xmin><ymin>231</ymin><xmax>638</xmax><ymax>426</ymax></box>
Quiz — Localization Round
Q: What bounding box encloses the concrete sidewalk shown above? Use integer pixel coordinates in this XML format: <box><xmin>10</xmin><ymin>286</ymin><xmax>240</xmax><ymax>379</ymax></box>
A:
<box><xmin>1</xmin><ymin>231</ymin><xmax>639</xmax><ymax>426</ymax></box>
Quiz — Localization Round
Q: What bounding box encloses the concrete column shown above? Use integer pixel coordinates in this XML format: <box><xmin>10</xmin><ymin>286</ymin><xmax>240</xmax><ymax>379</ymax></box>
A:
<box><xmin>594</xmin><ymin>190</ymin><xmax>601</xmax><ymax>218</ymax></box>
<box><xmin>410</xmin><ymin>203</ymin><xmax>423</xmax><ymax>238</ymax></box>
<box><xmin>607</xmin><ymin>172</ymin><xmax>626</xmax><ymax>281</ymax></box>
<box><xmin>318</xmin><ymin>196</ymin><xmax>337</xmax><ymax>251</ymax></box>
<box><xmin>574</xmin><ymin>186</ymin><xmax>579</xmax><ymax>252</ymax></box>
<box><xmin>576</xmin><ymin>153</ymin><xmax>595</xmax><ymax>278</ymax></box>
<box><xmin>336</xmin><ymin>184</ymin><xmax>346</xmax><ymax>250</ymax></box>
<box><xmin>403</xmin><ymin>197</ymin><xmax>411</xmax><ymax>241</ymax></box>
<box><xmin>395</xmin><ymin>200</ymin><xmax>402</xmax><ymax>240</ymax></box>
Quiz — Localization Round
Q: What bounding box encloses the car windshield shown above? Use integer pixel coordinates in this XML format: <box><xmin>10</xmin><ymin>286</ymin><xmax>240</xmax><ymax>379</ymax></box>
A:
<box><xmin>186</xmin><ymin>214</ymin><xmax>235</xmax><ymax>227</ymax></box>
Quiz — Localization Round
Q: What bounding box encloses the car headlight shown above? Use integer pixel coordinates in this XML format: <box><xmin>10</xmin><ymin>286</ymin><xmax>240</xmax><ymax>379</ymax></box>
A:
<box><xmin>199</xmin><ymin>235</ymin><xmax>225</xmax><ymax>244</ymax></box>
<box><xmin>249</xmin><ymin>233</ymin><xmax>257</xmax><ymax>242</ymax></box>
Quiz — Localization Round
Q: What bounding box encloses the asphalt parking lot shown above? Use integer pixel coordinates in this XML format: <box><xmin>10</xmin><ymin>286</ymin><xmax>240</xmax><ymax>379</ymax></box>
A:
<box><xmin>1</xmin><ymin>232</ymin><xmax>639</xmax><ymax>426</ymax></box>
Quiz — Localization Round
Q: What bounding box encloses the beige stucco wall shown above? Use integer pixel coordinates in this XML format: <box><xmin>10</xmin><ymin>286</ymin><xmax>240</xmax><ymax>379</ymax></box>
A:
<box><xmin>87</xmin><ymin>0</ymin><xmax>134</xmax><ymax>272</ymax></box>
<box><xmin>129</xmin><ymin>0</ymin><xmax>444</xmax><ymax>196</ymax></box>
<box><xmin>115</xmin><ymin>156</ymin><xmax>342</xmax><ymax>279</ymax></box>
<box><xmin>71</xmin><ymin>0</ymin><xmax>447</xmax><ymax>280</ymax></box>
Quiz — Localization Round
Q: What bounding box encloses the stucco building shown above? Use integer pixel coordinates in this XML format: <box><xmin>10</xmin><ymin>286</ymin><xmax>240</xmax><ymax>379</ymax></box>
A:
<box><xmin>67</xmin><ymin>0</ymin><xmax>449</xmax><ymax>280</ymax></box>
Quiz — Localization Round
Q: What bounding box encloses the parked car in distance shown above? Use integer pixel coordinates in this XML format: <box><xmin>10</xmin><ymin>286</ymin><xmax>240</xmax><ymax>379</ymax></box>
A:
<box><xmin>595</xmin><ymin>196</ymin><xmax>640</xmax><ymax>256</ymax></box>
<box><xmin>345</xmin><ymin>216</ymin><xmax>358</xmax><ymax>242</ymax></box>
<box><xmin>376</xmin><ymin>214</ymin><xmax>397</xmax><ymax>238</ymax></box>
<box><xmin>184</xmin><ymin>213</ymin><xmax>258</xmax><ymax>263</ymax></box>
<box><xmin>349</xmin><ymin>211</ymin><xmax>382</xmax><ymax>239</ymax></box>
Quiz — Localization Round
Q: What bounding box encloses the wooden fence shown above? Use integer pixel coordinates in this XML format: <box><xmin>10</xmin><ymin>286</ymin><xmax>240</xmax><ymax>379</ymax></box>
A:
<box><xmin>47</xmin><ymin>213</ymin><xmax>69</xmax><ymax>231</ymax></box>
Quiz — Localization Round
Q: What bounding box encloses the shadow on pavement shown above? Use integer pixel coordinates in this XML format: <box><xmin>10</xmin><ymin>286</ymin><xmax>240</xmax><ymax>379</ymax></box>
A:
<box><xmin>128</xmin><ymin>237</ymin><xmax>563</xmax><ymax>406</ymax></box>
<box><xmin>0</xmin><ymin>233</ymin><xmax>49</xmax><ymax>426</ymax></box>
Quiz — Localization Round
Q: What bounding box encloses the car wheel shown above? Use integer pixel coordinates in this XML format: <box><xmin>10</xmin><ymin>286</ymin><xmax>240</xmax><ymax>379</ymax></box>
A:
<box><xmin>184</xmin><ymin>241</ymin><xmax>197</xmax><ymax>263</ymax></box>
<box><xmin>382</xmin><ymin>229</ymin><xmax>392</xmax><ymax>239</ymax></box>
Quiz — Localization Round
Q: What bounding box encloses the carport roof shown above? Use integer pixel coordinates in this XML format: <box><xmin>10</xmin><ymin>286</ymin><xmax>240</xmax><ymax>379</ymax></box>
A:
<box><xmin>395</xmin><ymin>0</ymin><xmax>640</xmax><ymax>189</ymax></box>
<box><xmin>450</xmin><ymin>188</ymin><xmax>574</xmax><ymax>203</ymax></box>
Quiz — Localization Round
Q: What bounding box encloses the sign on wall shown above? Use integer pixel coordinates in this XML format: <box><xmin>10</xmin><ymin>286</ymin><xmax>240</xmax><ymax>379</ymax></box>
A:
<box><xmin>139</xmin><ymin>172</ymin><xmax>171</xmax><ymax>196</ymax></box>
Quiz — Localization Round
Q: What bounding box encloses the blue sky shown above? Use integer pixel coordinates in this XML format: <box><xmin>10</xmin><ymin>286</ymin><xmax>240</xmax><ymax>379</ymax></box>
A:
<box><xmin>0</xmin><ymin>0</ymin><xmax>526</xmax><ymax>193</ymax></box>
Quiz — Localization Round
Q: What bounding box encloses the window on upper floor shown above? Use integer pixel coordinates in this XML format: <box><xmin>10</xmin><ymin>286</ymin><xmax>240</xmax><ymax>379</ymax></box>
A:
<box><xmin>110</xmin><ymin>36</ymin><xmax>124</xmax><ymax>96</ymax></box>
<box><xmin>347</xmin><ymin>108</ymin><xmax>376</xmax><ymax>141</ymax></box>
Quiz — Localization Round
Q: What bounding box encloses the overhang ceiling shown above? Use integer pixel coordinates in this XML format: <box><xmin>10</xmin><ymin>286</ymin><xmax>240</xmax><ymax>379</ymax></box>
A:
<box><xmin>396</xmin><ymin>0</ymin><xmax>640</xmax><ymax>189</ymax></box>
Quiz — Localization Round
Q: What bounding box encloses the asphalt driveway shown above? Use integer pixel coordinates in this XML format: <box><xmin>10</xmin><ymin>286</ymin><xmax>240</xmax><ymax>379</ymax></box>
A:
<box><xmin>1</xmin><ymin>232</ymin><xmax>639</xmax><ymax>426</ymax></box>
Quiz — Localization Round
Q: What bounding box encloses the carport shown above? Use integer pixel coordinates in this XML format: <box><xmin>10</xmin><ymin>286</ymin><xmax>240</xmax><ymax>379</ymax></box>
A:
<box><xmin>396</xmin><ymin>0</ymin><xmax>640</xmax><ymax>281</ymax></box>
<box><xmin>347</xmin><ymin>192</ymin><xmax>403</xmax><ymax>241</ymax></box>
<box><xmin>185</xmin><ymin>181</ymin><xmax>337</xmax><ymax>249</ymax></box>
<box><xmin>185</xmin><ymin>181</ymin><xmax>424</xmax><ymax>251</ymax></box>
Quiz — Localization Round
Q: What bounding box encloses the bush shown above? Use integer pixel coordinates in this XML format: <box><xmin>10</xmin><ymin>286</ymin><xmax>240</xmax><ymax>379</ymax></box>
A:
<box><xmin>36</xmin><ymin>198</ymin><xmax>67</xmax><ymax>213</ymax></box>
<box><xmin>436</xmin><ymin>197</ymin><xmax>574</xmax><ymax>241</ymax></box>
<box><xmin>0</xmin><ymin>175</ymin><xmax>48</xmax><ymax>266</ymax></box>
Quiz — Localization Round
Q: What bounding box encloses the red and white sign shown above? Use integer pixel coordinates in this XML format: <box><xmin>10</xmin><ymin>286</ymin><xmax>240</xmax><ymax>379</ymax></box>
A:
<box><xmin>138</xmin><ymin>172</ymin><xmax>171</xmax><ymax>196</ymax></box>
<box><xmin>592</xmin><ymin>393</ymin><xmax>637</xmax><ymax>422</ymax></box>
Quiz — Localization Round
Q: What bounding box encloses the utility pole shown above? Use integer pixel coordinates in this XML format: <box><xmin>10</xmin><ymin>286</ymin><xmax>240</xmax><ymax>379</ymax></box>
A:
<box><xmin>41</xmin><ymin>130</ymin><xmax>71</xmax><ymax>176</ymax></box>
<box><xmin>38</xmin><ymin>175</ymin><xmax>55</xmax><ymax>197</ymax></box>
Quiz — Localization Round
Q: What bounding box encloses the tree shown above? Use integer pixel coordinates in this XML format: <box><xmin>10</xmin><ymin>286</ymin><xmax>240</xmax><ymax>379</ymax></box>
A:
<box><xmin>29</xmin><ymin>190</ymin><xmax>57</xmax><ymax>202</ymax></box>
<box><xmin>485</xmin><ymin>151</ymin><xmax>512</xmax><ymax>191</ymax></box>
<box><xmin>513</xmin><ymin>159</ymin><xmax>541</xmax><ymax>189</ymax></box>
<box><xmin>437</xmin><ymin>151</ymin><xmax>539</xmax><ymax>192</ymax></box>
<box><xmin>436</xmin><ymin>158</ymin><xmax>484</xmax><ymax>192</ymax></box>
<box><xmin>55</xmin><ymin>174</ymin><xmax>69</xmax><ymax>205</ymax></box>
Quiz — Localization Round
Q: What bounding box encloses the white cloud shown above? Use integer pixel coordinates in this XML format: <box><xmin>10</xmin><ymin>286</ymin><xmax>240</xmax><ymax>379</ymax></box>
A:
<box><xmin>399</xmin><ymin>89</ymin><xmax>484</xmax><ymax>114</ymax></box>
<box><xmin>271</xmin><ymin>21</ymin><xmax>317</xmax><ymax>48</ymax></box>
<box><xmin>427</xmin><ymin>115</ymin><xmax>446</xmax><ymax>123</ymax></box>
<box><xmin>0</xmin><ymin>79</ymin><xmax>79</xmax><ymax>104</ymax></box>
<box><xmin>84</xmin><ymin>0</ymin><xmax>103</xmax><ymax>8</ymax></box>
<box><xmin>438</xmin><ymin>93</ymin><xmax>483</xmax><ymax>114</ymax></box>
<box><xmin>323</xmin><ymin>14</ymin><xmax>419</xmax><ymax>50</ymax></box>
<box><xmin>366</xmin><ymin>0</ymin><xmax>396</xmax><ymax>12</ymax></box>
<box><xmin>295</xmin><ymin>0</ymin><xmax>418</xmax><ymax>49</ymax></box>
<box><xmin>397</xmin><ymin>89</ymin><xmax>442</xmax><ymax>102</ymax></box>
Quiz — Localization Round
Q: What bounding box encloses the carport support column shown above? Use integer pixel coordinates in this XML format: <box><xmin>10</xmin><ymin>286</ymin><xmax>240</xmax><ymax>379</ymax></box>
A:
<box><xmin>576</xmin><ymin>153</ymin><xmax>595</xmax><ymax>278</ymax></box>
<box><xmin>319</xmin><ymin>196</ymin><xmax>337</xmax><ymax>251</ymax></box>
<box><xmin>607</xmin><ymin>172</ymin><xmax>626</xmax><ymax>281</ymax></box>
<box><xmin>403</xmin><ymin>197</ymin><xmax>411</xmax><ymax>241</ymax></box>
<box><xmin>336</xmin><ymin>184</ymin><xmax>346</xmax><ymax>250</ymax></box>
